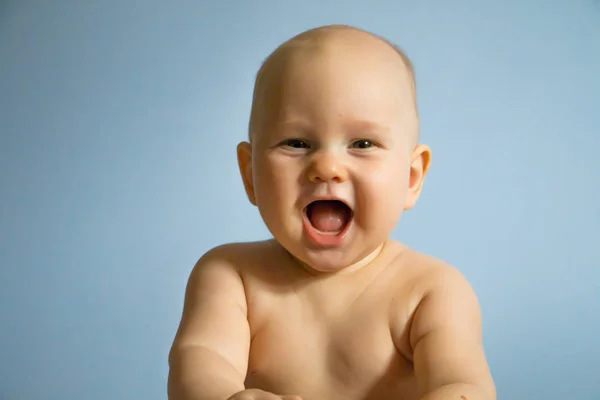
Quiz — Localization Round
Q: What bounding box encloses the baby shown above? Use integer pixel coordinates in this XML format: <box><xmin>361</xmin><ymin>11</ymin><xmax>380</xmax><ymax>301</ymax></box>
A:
<box><xmin>168</xmin><ymin>25</ymin><xmax>496</xmax><ymax>400</ymax></box>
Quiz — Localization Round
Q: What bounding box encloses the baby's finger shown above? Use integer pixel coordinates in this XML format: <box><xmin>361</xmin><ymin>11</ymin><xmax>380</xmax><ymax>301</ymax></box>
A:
<box><xmin>280</xmin><ymin>396</ymin><xmax>302</xmax><ymax>400</ymax></box>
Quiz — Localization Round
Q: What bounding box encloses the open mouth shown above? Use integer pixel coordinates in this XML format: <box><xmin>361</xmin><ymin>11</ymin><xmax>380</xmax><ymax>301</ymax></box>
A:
<box><xmin>305</xmin><ymin>200</ymin><xmax>353</xmax><ymax>235</ymax></box>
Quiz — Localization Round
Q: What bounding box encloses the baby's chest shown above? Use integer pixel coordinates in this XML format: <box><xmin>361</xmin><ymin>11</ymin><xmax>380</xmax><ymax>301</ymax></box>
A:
<box><xmin>245</xmin><ymin>296</ymin><xmax>415</xmax><ymax>399</ymax></box>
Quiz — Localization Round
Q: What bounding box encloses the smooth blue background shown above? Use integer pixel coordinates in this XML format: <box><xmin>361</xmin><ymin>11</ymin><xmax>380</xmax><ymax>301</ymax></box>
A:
<box><xmin>1</xmin><ymin>1</ymin><xmax>598</xmax><ymax>399</ymax></box>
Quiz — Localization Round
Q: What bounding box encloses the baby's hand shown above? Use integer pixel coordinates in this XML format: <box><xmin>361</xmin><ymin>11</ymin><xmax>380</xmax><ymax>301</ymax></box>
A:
<box><xmin>227</xmin><ymin>389</ymin><xmax>302</xmax><ymax>400</ymax></box>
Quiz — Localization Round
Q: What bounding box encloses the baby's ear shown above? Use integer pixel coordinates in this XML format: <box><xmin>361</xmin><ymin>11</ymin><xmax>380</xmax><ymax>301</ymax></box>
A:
<box><xmin>237</xmin><ymin>141</ymin><xmax>257</xmax><ymax>206</ymax></box>
<box><xmin>404</xmin><ymin>144</ymin><xmax>431</xmax><ymax>210</ymax></box>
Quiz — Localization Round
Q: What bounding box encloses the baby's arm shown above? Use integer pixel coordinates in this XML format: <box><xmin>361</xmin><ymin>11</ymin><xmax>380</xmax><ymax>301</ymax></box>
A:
<box><xmin>168</xmin><ymin>246</ymin><xmax>250</xmax><ymax>400</ymax></box>
<box><xmin>409</xmin><ymin>267</ymin><xmax>496</xmax><ymax>400</ymax></box>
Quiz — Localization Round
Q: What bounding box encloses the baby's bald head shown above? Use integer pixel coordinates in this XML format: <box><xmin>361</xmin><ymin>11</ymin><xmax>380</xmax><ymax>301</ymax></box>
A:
<box><xmin>248</xmin><ymin>25</ymin><xmax>419</xmax><ymax>145</ymax></box>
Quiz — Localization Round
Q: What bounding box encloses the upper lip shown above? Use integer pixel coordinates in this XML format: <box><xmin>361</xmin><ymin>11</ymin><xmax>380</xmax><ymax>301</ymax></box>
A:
<box><xmin>302</xmin><ymin>196</ymin><xmax>354</xmax><ymax>212</ymax></box>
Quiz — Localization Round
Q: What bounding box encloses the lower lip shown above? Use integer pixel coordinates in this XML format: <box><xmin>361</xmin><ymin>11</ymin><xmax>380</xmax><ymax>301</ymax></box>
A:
<box><xmin>302</xmin><ymin>211</ymin><xmax>353</xmax><ymax>248</ymax></box>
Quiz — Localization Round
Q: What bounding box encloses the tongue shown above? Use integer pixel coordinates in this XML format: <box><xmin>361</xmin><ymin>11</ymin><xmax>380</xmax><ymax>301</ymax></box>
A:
<box><xmin>308</xmin><ymin>201</ymin><xmax>349</xmax><ymax>232</ymax></box>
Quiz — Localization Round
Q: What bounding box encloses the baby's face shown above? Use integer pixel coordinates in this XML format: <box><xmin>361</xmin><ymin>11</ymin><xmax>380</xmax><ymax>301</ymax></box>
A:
<box><xmin>239</xmin><ymin>34</ymin><xmax>429</xmax><ymax>273</ymax></box>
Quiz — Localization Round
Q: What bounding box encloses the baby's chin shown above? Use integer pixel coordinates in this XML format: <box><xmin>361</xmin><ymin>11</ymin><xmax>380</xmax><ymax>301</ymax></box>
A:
<box><xmin>282</xmin><ymin>240</ymin><xmax>386</xmax><ymax>276</ymax></box>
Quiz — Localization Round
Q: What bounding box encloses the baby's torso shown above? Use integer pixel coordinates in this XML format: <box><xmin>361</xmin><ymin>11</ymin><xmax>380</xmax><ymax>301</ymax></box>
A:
<box><xmin>239</xmin><ymin>240</ymin><xmax>427</xmax><ymax>400</ymax></box>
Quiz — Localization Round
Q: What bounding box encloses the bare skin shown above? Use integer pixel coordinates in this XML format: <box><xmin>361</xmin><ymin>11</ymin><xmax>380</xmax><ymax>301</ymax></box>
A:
<box><xmin>168</xmin><ymin>25</ymin><xmax>496</xmax><ymax>400</ymax></box>
<box><xmin>168</xmin><ymin>240</ymin><xmax>494</xmax><ymax>400</ymax></box>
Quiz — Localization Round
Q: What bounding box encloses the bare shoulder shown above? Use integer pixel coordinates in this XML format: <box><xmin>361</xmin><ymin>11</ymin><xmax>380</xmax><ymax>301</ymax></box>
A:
<box><xmin>167</xmin><ymin>241</ymin><xmax>279</xmax><ymax>399</ymax></box>
<box><xmin>402</xmin><ymin>247</ymin><xmax>480</xmax><ymax>324</ymax></box>
<box><xmin>193</xmin><ymin>240</ymin><xmax>273</xmax><ymax>270</ymax></box>
<box><xmin>389</xmin><ymin>245</ymin><xmax>481</xmax><ymax>354</ymax></box>
<box><xmin>391</xmin><ymin>245</ymin><xmax>495</xmax><ymax>398</ymax></box>
<box><xmin>171</xmin><ymin>240</ymin><xmax>274</xmax><ymax>349</ymax></box>
<box><xmin>185</xmin><ymin>240</ymin><xmax>279</xmax><ymax>283</ymax></box>
<box><xmin>393</xmin><ymin>245</ymin><xmax>477</xmax><ymax>304</ymax></box>
<box><xmin>387</xmin><ymin>244</ymin><xmax>469</xmax><ymax>291</ymax></box>
<box><xmin>169</xmin><ymin>241</ymin><xmax>277</xmax><ymax>390</ymax></box>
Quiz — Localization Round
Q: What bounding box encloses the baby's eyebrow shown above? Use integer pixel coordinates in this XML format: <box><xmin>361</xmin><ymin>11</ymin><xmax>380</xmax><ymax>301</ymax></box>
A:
<box><xmin>344</xmin><ymin>119</ymin><xmax>390</xmax><ymax>134</ymax></box>
<box><xmin>275</xmin><ymin>119</ymin><xmax>313</xmax><ymax>133</ymax></box>
<box><xmin>276</xmin><ymin>118</ymin><xmax>390</xmax><ymax>133</ymax></box>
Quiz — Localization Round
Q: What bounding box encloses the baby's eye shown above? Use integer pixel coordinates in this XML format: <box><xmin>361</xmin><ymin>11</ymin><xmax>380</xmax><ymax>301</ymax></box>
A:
<box><xmin>350</xmin><ymin>139</ymin><xmax>374</xmax><ymax>149</ymax></box>
<box><xmin>283</xmin><ymin>139</ymin><xmax>310</xmax><ymax>149</ymax></box>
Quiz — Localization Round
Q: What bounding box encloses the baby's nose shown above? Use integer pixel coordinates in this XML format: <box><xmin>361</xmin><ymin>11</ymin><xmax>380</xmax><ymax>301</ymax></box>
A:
<box><xmin>307</xmin><ymin>151</ymin><xmax>348</xmax><ymax>183</ymax></box>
